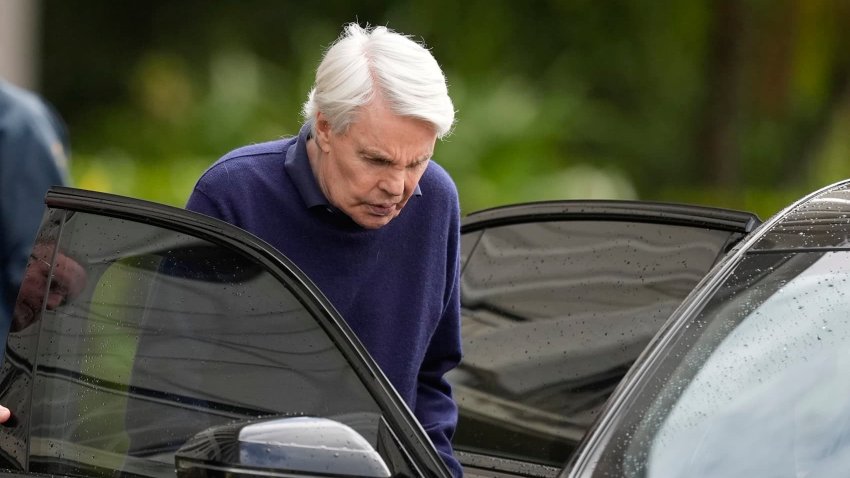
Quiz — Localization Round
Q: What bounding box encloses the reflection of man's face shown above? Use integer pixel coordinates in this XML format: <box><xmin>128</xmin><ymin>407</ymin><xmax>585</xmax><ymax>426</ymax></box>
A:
<box><xmin>12</xmin><ymin>244</ymin><xmax>86</xmax><ymax>332</ymax></box>
<box><xmin>311</xmin><ymin>98</ymin><xmax>437</xmax><ymax>230</ymax></box>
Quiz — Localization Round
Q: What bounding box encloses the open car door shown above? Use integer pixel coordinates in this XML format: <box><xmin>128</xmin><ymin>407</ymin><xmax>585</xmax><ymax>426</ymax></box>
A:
<box><xmin>0</xmin><ymin>187</ymin><xmax>452</xmax><ymax>478</ymax></box>
<box><xmin>452</xmin><ymin>200</ymin><xmax>760</xmax><ymax>477</ymax></box>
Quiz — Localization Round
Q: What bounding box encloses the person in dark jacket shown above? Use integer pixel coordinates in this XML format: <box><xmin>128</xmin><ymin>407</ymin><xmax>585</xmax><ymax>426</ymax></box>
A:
<box><xmin>186</xmin><ymin>23</ymin><xmax>463</xmax><ymax>476</ymax></box>
<box><xmin>0</xmin><ymin>80</ymin><xmax>72</xmax><ymax>424</ymax></box>
<box><xmin>0</xmin><ymin>80</ymin><xmax>70</xmax><ymax>345</ymax></box>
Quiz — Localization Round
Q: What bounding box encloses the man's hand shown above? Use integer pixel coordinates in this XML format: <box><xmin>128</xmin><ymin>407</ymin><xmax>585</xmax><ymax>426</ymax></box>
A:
<box><xmin>0</xmin><ymin>405</ymin><xmax>10</xmax><ymax>424</ymax></box>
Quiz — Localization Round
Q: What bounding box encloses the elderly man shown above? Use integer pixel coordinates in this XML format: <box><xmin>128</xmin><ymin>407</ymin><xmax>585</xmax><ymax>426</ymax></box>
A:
<box><xmin>185</xmin><ymin>23</ymin><xmax>462</xmax><ymax>476</ymax></box>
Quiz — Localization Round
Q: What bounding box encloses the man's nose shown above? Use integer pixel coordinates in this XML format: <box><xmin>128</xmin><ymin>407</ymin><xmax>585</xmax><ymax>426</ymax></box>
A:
<box><xmin>379</xmin><ymin>168</ymin><xmax>405</xmax><ymax>197</ymax></box>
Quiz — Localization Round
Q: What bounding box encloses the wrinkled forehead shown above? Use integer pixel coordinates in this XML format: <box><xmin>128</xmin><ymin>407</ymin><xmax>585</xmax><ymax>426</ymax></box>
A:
<box><xmin>351</xmin><ymin>125</ymin><xmax>435</xmax><ymax>163</ymax></box>
<box><xmin>343</xmin><ymin>96</ymin><xmax>439</xmax><ymax>136</ymax></box>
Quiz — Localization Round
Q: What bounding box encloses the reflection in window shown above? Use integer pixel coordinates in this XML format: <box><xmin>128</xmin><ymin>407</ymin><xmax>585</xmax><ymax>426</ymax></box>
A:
<box><xmin>14</xmin><ymin>212</ymin><xmax>379</xmax><ymax>477</ymax></box>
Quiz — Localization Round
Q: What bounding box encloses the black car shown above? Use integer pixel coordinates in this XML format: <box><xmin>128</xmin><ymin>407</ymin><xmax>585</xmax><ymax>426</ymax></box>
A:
<box><xmin>566</xmin><ymin>178</ymin><xmax>850</xmax><ymax>477</ymax></box>
<box><xmin>1</xmin><ymin>186</ymin><xmax>766</xmax><ymax>478</ymax></box>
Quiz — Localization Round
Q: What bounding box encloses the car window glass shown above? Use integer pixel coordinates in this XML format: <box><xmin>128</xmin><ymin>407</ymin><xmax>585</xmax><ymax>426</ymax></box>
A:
<box><xmin>2</xmin><ymin>210</ymin><xmax>401</xmax><ymax>478</ymax></box>
<box><xmin>590</xmin><ymin>251</ymin><xmax>850</xmax><ymax>477</ymax></box>
<box><xmin>451</xmin><ymin>219</ymin><xmax>737</xmax><ymax>466</ymax></box>
<box><xmin>646</xmin><ymin>251</ymin><xmax>850</xmax><ymax>477</ymax></box>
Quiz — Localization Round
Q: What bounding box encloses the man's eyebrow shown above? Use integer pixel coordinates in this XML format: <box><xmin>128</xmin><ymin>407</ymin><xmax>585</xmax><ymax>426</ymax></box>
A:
<box><xmin>410</xmin><ymin>155</ymin><xmax>432</xmax><ymax>166</ymax></box>
<box><xmin>359</xmin><ymin>148</ymin><xmax>432</xmax><ymax>165</ymax></box>
<box><xmin>359</xmin><ymin>148</ymin><xmax>392</xmax><ymax>161</ymax></box>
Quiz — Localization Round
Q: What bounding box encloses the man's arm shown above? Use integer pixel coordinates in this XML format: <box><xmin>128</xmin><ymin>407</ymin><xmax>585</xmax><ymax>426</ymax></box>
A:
<box><xmin>416</xmin><ymin>291</ymin><xmax>463</xmax><ymax>477</ymax></box>
<box><xmin>415</xmin><ymin>189</ymin><xmax>463</xmax><ymax>477</ymax></box>
<box><xmin>185</xmin><ymin>186</ymin><xmax>228</xmax><ymax>220</ymax></box>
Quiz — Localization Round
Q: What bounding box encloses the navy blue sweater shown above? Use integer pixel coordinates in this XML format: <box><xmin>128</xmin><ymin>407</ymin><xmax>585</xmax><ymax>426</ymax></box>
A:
<box><xmin>186</xmin><ymin>124</ymin><xmax>463</xmax><ymax>476</ymax></box>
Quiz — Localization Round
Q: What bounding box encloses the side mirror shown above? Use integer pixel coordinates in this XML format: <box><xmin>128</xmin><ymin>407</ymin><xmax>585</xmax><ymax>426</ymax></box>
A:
<box><xmin>175</xmin><ymin>416</ymin><xmax>391</xmax><ymax>478</ymax></box>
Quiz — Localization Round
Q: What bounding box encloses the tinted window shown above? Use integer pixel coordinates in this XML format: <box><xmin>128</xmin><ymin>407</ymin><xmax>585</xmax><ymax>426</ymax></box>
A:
<box><xmin>0</xmin><ymin>210</ymin><xmax>395</xmax><ymax>477</ymax></box>
<box><xmin>590</xmin><ymin>251</ymin><xmax>850</xmax><ymax>477</ymax></box>
<box><xmin>451</xmin><ymin>219</ymin><xmax>739</xmax><ymax>466</ymax></box>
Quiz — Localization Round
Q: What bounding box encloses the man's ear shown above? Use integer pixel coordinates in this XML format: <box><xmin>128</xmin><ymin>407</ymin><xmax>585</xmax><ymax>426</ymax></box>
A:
<box><xmin>314</xmin><ymin>113</ymin><xmax>332</xmax><ymax>153</ymax></box>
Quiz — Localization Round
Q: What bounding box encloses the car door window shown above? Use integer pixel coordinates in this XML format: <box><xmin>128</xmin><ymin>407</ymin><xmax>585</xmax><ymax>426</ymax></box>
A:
<box><xmin>0</xmin><ymin>208</ymin><xmax>423</xmax><ymax>477</ymax></box>
<box><xmin>452</xmin><ymin>218</ymin><xmax>744</xmax><ymax>468</ymax></box>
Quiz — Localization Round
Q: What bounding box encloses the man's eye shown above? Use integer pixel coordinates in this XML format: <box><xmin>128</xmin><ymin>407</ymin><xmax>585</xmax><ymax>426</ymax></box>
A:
<box><xmin>368</xmin><ymin>157</ymin><xmax>391</xmax><ymax>166</ymax></box>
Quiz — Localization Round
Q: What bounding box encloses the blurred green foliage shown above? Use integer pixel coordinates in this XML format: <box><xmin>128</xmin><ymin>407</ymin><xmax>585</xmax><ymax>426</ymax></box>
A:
<box><xmin>40</xmin><ymin>0</ymin><xmax>850</xmax><ymax>220</ymax></box>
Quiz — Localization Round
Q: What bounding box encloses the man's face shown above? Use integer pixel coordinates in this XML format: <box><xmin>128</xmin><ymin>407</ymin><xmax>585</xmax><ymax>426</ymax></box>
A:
<box><xmin>313</xmin><ymin>99</ymin><xmax>437</xmax><ymax>229</ymax></box>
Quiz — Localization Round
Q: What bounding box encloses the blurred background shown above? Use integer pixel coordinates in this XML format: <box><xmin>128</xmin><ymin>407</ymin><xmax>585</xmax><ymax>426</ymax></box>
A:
<box><xmin>3</xmin><ymin>0</ymin><xmax>850</xmax><ymax>219</ymax></box>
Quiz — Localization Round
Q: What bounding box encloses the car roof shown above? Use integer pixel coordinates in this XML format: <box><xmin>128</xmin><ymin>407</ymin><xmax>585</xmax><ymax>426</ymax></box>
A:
<box><xmin>752</xmin><ymin>178</ymin><xmax>850</xmax><ymax>251</ymax></box>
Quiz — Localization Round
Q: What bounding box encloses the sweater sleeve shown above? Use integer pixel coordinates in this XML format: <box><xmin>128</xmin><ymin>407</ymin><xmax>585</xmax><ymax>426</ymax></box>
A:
<box><xmin>185</xmin><ymin>182</ymin><xmax>232</xmax><ymax>224</ymax></box>
<box><xmin>415</xmin><ymin>194</ymin><xmax>463</xmax><ymax>477</ymax></box>
<box><xmin>416</xmin><ymin>287</ymin><xmax>463</xmax><ymax>477</ymax></box>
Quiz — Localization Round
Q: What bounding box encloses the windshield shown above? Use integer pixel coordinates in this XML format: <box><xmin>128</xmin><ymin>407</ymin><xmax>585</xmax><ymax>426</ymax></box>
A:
<box><xmin>585</xmin><ymin>249</ymin><xmax>850</xmax><ymax>477</ymax></box>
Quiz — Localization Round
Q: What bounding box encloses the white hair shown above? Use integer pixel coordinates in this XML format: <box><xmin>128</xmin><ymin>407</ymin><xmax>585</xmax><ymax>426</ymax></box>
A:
<box><xmin>302</xmin><ymin>23</ymin><xmax>455</xmax><ymax>139</ymax></box>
